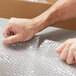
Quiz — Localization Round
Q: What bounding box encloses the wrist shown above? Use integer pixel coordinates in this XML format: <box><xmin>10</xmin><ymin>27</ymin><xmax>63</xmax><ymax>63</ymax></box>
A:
<box><xmin>32</xmin><ymin>15</ymin><xmax>48</xmax><ymax>33</ymax></box>
<box><xmin>31</xmin><ymin>3</ymin><xmax>61</xmax><ymax>33</ymax></box>
<box><xmin>33</xmin><ymin>5</ymin><xmax>60</xmax><ymax>30</ymax></box>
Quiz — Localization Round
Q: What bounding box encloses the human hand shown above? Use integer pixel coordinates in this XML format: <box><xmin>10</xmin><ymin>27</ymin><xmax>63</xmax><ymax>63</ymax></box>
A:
<box><xmin>56</xmin><ymin>38</ymin><xmax>76</xmax><ymax>64</ymax></box>
<box><xmin>3</xmin><ymin>18</ymin><xmax>39</xmax><ymax>45</ymax></box>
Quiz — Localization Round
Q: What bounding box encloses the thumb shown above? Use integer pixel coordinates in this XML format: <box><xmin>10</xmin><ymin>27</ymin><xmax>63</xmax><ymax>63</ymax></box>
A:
<box><xmin>3</xmin><ymin>34</ymin><xmax>20</xmax><ymax>45</ymax></box>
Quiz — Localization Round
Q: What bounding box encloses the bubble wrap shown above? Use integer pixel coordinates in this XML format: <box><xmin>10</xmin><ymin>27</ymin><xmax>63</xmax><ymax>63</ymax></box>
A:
<box><xmin>0</xmin><ymin>37</ymin><xmax>39</xmax><ymax>76</ymax></box>
<box><xmin>0</xmin><ymin>38</ymin><xmax>76</xmax><ymax>76</ymax></box>
<box><xmin>0</xmin><ymin>23</ymin><xmax>76</xmax><ymax>76</ymax></box>
<box><xmin>38</xmin><ymin>40</ymin><xmax>76</xmax><ymax>76</ymax></box>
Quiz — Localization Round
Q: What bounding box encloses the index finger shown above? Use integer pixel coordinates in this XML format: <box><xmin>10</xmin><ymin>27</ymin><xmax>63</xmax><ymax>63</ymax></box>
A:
<box><xmin>3</xmin><ymin>22</ymin><xmax>12</xmax><ymax>38</ymax></box>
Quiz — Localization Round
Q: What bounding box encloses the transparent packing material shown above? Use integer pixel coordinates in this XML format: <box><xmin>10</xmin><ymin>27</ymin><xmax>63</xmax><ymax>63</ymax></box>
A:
<box><xmin>0</xmin><ymin>19</ymin><xmax>76</xmax><ymax>76</ymax></box>
<box><xmin>0</xmin><ymin>38</ymin><xmax>76</xmax><ymax>76</ymax></box>
<box><xmin>38</xmin><ymin>40</ymin><xmax>76</xmax><ymax>76</ymax></box>
<box><xmin>0</xmin><ymin>37</ymin><xmax>40</xmax><ymax>76</ymax></box>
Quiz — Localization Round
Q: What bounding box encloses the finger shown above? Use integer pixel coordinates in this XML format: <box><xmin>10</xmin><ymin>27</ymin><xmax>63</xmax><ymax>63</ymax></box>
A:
<box><xmin>56</xmin><ymin>42</ymin><xmax>66</xmax><ymax>55</ymax></box>
<box><xmin>71</xmin><ymin>61</ymin><xmax>76</xmax><ymax>64</ymax></box>
<box><xmin>67</xmin><ymin>49</ymin><xmax>75</xmax><ymax>64</ymax></box>
<box><xmin>70</xmin><ymin>51</ymin><xmax>76</xmax><ymax>64</ymax></box>
<box><xmin>3</xmin><ymin>21</ymin><xmax>14</xmax><ymax>38</ymax></box>
<box><xmin>67</xmin><ymin>45</ymin><xmax>76</xmax><ymax>64</ymax></box>
<box><xmin>3</xmin><ymin>26</ymin><xmax>11</xmax><ymax>38</ymax></box>
<box><xmin>60</xmin><ymin>43</ymin><xmax>72</xmax><ymax>60</ymax></box>
<box><xmin>68</xmin><ymin>60</ymin><xmax>76</xmax><ymax>64</ymax></box>
<box><xmin>3</xmin><ymin>34</ymin><xmax>20</xmax><ymax>45</ymax></box>
<box><xmin>74</xmin><ymin>51</ymin><xmax>76</xmax><ymax>61</ymax></box>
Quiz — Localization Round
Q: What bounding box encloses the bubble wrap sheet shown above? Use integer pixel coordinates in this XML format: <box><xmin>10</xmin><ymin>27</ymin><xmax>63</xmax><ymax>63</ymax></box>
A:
<box><xmin>0</xmin><ymin>22</ymin><xmax>76</xmax><ymax>76</ymax></box>
<box><xmin>0</xmin><ymin>39</ymin><xmax>76</xmax><ymax>76</ymax></box>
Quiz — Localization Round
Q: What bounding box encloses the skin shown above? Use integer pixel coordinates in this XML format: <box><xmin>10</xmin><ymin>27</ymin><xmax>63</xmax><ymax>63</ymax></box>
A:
<box><xmin>3</xmin><ymin>0</ymin><xmax>76</xmax><ymax>64</ymax></box>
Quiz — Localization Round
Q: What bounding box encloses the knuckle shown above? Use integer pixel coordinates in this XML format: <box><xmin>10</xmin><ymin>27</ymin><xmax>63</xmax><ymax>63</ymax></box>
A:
<box><xmin>67</xmin><ymin>39</ymin><xmax>72</xmax><ymax>42</ymax></box>
<box><xmin>10</xmin><ymin>17</ymin><xmax>15</xmax><ymax>20</ymax></box>
<box><xmin>8</xmin><ymin>22</ymin><xmax>13</xmax><ymax>26</ymax></box>
<box><xmin>70</xmin><ymin>47</ymin><xmax>76</xmax><ymax>52</ymax></box>
<box><xmin>66</xmin><ymin>42</ymin><xmax>72</xmax><ymax>47</ymax></box>
<box><xmin>8</xmin><ymin>21</ymin><xmax>16</xmax><ymax>28</ymax></box>
<box><xmin>7</xmin><ymin>22</ymin><xmax>13</xmax><ymax>29</ymax></box>
<box><xmin>9</xmin><ymin>18</ymin><xmax>16</xmax><ymax>23</ymax></box>
<box><xmin>65</xmin><ymin>39</ymin><xmax>72</xmax><ymax>43</ymax></box>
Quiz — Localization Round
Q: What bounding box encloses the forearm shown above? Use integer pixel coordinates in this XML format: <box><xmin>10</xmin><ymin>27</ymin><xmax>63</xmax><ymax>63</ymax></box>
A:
<box><xmin>33</xmin><ymin>0</ymin><xmax>76</xmax><ymax>33</ymax></box>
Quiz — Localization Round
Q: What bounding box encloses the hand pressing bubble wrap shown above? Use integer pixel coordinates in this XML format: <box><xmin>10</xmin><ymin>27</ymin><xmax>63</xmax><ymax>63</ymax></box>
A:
<box><xmin>0</xmin><ymin>37</ymin><xmax>76</xmax><ymax>76</ymax></box>
<box><xmin>38</xmin><ymin>40</ymin><xmax>76</xmax><ymax>76</ymax></box>
<box><xmin>0</xmin><ymin>24</ymin><xmax>76</xmax><ymax>76</ymax></box>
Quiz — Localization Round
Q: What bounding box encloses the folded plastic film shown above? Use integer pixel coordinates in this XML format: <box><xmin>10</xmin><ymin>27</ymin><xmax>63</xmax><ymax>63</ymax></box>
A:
<box><xmin>0</xmin><ymin>22</ymin><xmax>76</xmax><ymax>76</ymax></box>
<box><xmin>0</xmin><ymin>38</ymin><xmax>76</xmax><ymax>76</ymax></box>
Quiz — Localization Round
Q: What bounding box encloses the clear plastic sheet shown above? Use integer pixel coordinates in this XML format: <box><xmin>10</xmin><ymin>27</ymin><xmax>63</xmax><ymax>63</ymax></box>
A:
<box><xmin>38</xmin><ymin>40</ymin><xmax>76</xmax><ymax>76</ymax></box>
<box><xmin>0</xmin><ymin>22</ymin><xmax>40</xmax><ymax>76</ymax></box>
<box><xmin>0</xmin><ymin>37</ymin><xmax>39</xmax><ymax>76</ymax></box>
<box><xmin>0</xmin><ymin>38</ymin><xmax>76</xmax><ymax>76</ymax></box>
<box><xmin>0</xmin><ymin>18</ymin><xmax>76</xmax><ymax>76</ymax></box>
